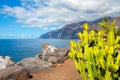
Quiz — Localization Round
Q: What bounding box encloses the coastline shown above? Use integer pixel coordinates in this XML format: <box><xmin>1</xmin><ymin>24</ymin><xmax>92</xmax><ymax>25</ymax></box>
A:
<box><xmin>0</xmin><ymin>39</ymin><xmax>71</xmax><ymax>62</ymax></box>
<box><xmin>0</xmin><ymin>43</ymin><xmax>82</xmax><ymax>80</ymax></box>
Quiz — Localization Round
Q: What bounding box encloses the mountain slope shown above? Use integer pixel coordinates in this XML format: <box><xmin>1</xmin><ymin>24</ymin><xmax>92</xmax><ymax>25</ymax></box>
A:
<box><xmin>39</xmin><ymin>17</ymin><xmax>115</xmax><ymax>39</ymax></box>
<box><xmin>39</xmin><ymin>23</ymin><xmax>83</xmax><ymax>39</ymax></box>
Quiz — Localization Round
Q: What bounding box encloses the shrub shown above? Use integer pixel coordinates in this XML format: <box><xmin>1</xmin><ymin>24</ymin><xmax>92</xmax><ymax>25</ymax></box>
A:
<box><xmin>69</xmin><ymin>22</ymin><xmax>120</xmax><ymax>80</ymax></box>
<box><xmin>97</xmin><ymin>17</ymin><xmax>120</xmax><ymax>36</ymax></box>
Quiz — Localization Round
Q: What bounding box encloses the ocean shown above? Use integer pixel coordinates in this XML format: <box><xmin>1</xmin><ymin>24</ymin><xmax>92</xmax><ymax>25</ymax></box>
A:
<box><xmin>0</xmin><ymin>39</ymin><xmax>74</xmax><ymax>62</ymax></box>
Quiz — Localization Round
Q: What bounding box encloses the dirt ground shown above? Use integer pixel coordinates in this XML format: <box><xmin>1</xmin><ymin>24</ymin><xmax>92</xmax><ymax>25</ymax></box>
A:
<box><xmin>30</xmin><ymin>59</ymin><xmax>82</xmax><ymax>80</ymax></box>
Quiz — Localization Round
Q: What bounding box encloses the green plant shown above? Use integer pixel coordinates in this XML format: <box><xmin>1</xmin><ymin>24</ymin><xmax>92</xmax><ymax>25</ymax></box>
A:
<box><xmin>69</xmin><ymin>22</ymin><xmax>120</xmax><ymax>80</ymax></box>
<box><xmin>97</xmin><ymin>17</ymin><xmax>120</xmax><ymax>36</ymax></box>
<box><xmin>116</xmin><ymin>27</ymin><xmax>120</xmax><ymax>36</ymax></box>
<box><xmin>97</xmin><ymin>17</ymin><xmax>114</xmax><ymax>34</ymax></box>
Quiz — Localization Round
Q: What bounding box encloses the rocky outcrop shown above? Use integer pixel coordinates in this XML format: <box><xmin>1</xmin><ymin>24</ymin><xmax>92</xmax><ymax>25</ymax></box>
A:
<box><xmin>14</xmin><ymin>43</ymin><xmax>68</xmax><ymax>74</ymax></box>
<box><xmin>0</xmin><ymin>44</ymin><xmax>70</xmax><ymax>80</ymax></box>
<box><xmin>0</xmin><ymin>66</ymin><xmax>32</xmax><ymax>80</ymax></box>
<box><xmin>36</xmin><ymin>44</ymin><xmax>70</xmax><ymax>64</ymax></box>
<box><xmin>0</xmin><ymin>56</ymin><xmax>32</xmax><ymax>80</ymax></box>
<box><xmin>15</xmin><ymin>57</ymin><xmax>53</xmax><ymax>73</ymax></box>
<box><xmin>40</xmin><ymin>44</ymin><xmax>58</xmax><ymax>59</ymax></box>
<box><xmin>0</xmin><ymin>56</ymin><xmax>15</xmax><ymax>70</ymax></box>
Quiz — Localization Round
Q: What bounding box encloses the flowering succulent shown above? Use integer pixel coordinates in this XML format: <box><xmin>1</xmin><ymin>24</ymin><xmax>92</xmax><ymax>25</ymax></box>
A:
<box><xmin>69</xmin><ymin>22</ymin><xmax>120</xmax><ymax>80</ymax></box>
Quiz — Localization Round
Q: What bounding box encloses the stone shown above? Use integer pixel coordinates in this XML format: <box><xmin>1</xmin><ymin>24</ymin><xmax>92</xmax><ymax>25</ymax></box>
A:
<box><xmin>47</xmin><ymin>56</ymin><xmax>63</xmax><ymax>64</ymax></box>
<box><xmin>41</xmin><ymin>44</ymin><xmax>58</xmax><ymax>59</ymax></box>
<box><xmin>0</xmin><ymin>56</ymin><xmax>15</xmax><ymax>70</ymax></box>
<box><xmin>54</xmin><ymin>63</ymin><xmax>62</xmax><ymax>67</ymax></box>
<box><xmin>57</xmin><ymin>46</ymin><xmax>70</xmax><ymax>59</ymax></box>
<box><xmin>0</xmin><ymin>66</ymin><xmax>32</xmax><ymax>80</ymax></box>
<box><xmin>36</xmin><ymin>44</ymin><xmax>70</xmax><ymax>65</ymax></box>
<box><xmin>16</xmin><ymin>58</ymin><xmax>53</xmax><ymax>73</ymax></box>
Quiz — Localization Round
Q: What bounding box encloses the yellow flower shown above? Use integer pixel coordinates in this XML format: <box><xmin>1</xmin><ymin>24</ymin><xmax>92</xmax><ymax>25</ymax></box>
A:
<box><xmin>107</xmin><ymin>55</ymin><xmax>114</xmax><ymax>68</ymax></box>
<box><xmin>104</xmin><ymin>71</ymin><xmax>112</xmax><ymax>80</ymax></box>
<box><xmin>111</xmin><ymin>64</ymin><xmax>119</xmax><ymax>72</ymax></box>
<box><xmin>98</xmin><ymin>31</ymin><xmax>102</xmax><ymax>36</ymax></box>
<box><xmin>105</xmin><ymin>46</ymin><xmax>109</xmax><ymax>54</ymax></box>
<box><xmin>115</xmin><ymin>36</ymin><xmax>120</xmax><ymax>43</ymax></box>
<box><xmin>99</xmin><ymin>57</ymin><xmax>105</xmax><ymax>69</ymax></box>
<box><xmin>77</xmin><ymin>32</ymin><xmax>83</xmax><ymax>39</ymax></box>
<box><xmin>108</xmin><ymin>46</ymin><xmax>114</xmax><ymax>54</ymax></box>
<box><xmin>70</xmin><ymin>40</ymin><xmax>76</xmax><ymax>48</ymax></box>
<box><xmin>89</xmin><ymin>30</ymin><xmax>95</xmax><ymax>40</ymax></box>
<box><xmin>68</xmin><ymin>52</ymin><xmax>73</xmax><ymax>59</ymax></box>
<box><xmin>115</xmin><ymin>53</ymin><xmax>120</xmax><ymax>64</ymax></box>
<box><xmin>83</xmin><ymin>23</ymin><xmax>89</xmax><ymax>30</ymax></box>
<box><xmin>77</xmin><ymin>49</ymin><xmax>83</xmax><ymax>59</ymax></box>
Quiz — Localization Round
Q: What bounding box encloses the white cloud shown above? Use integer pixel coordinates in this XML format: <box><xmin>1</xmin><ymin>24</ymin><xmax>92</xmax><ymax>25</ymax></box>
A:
<box><xmin>9</xmin><ymin>34</ymin><xmax>14</xmax><ymax>37</ymax></box>
<box><xmin>43</xmin><ymin>27</ymin><xmax>48</xmax><ymax>30</ymax></box>
<box><xmin>0</xmin><ymin>0</ymin><xmax>120</xmax><ymax>30</ymax></box>
<box><xmin>20</xmin><ymin>34</ymin><xmax>25</xmax><ymax>37</ymax></box>
<box><xmin>50</xmin><ymin>27</ymin><xmax>57</xmax><ymax>30</ymax></box>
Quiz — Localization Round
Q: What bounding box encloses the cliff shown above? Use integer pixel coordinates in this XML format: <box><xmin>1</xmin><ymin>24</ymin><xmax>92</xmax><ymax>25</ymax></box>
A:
<box><xmin>39</xmin><ymin>17</ymin><xmax>113</xmax><ymax>39</ymax></box>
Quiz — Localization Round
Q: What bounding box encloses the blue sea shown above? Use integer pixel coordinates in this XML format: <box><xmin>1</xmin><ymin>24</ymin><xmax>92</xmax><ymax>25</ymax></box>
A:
<box><xmin>0</xmin><ymin>39</ymin><xmax>75</xmax><ymax>62</ymax></box>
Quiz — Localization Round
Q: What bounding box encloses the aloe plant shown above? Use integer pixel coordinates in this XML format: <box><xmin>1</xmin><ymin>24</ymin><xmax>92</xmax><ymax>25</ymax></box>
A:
<box><xmin>69</xmin><ymin>22</ymin><xmax>120</xmax><ymax>80</ymax></box>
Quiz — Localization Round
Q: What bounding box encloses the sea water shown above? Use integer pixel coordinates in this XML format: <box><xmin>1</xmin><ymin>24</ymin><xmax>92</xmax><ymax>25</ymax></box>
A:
<box><xmin>0</xmin><ymin>39</ymin><xmax>73</xmax><ymax>62</ymax></box>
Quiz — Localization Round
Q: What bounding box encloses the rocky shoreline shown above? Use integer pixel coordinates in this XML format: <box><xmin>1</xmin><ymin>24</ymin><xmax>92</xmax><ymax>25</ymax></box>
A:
<box><xmin>0</xmin><ymin>43</ymin><xmax>70</xmax><ymax>80</ymax></box>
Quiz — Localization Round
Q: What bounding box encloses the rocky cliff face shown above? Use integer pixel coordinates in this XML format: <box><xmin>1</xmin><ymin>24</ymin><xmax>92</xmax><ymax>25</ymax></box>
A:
<box><xmin>39</xmin><ymin>17</ymin><xmax>114</xmax><ymax>39</ymax></box>
<box><xmin>39</xmin><ymin>23</ymin><xmax>83</xmax><ymax>39</ymax></box>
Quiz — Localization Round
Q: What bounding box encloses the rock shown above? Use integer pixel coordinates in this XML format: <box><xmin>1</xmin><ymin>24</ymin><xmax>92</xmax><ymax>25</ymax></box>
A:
<box><xmin>57</xmin><ymin>46</ymin><xmax>70</xmax><ymax>59</ymax></box>
<box><xmin>36</xmin><ymin>44</ymin><xmax>58</xmax><ymax>60</ymax></box>
<box><xmin>0</xmin><ymin>66</ymin><xmax>32</xmax><ymax>80</ymax></box>
<box><xmin>16</xmin><ymin>58</ymin><xmax>53</xmax><ymax>73</ymax></box>
<box><xmin>41</xmin><ymin>44</ymin><xmax>58</xmax><ymax>59</ymax></box>
<box><xmin>54</xmin><ymin>63</ymin><xmax>62</xmax><ymax>67</ymax></box>
<box><xmin>47</xmin><ymin>56</ymin><xmax>63</xmax><ymax>64</ymax></box>
<box><xmin>0</xmin><ymin>44</ymin><xmax>70</xmax><ymax>80</ymax></box>
<box><xmin>0</xmin><ymin>56</ymin><xmax>15</xmax><ymax>70</ymax></box>
<box><xmin>36</xmin><ymin>44</ymin><xmax>70</xmax><ymax>64</ymax></box>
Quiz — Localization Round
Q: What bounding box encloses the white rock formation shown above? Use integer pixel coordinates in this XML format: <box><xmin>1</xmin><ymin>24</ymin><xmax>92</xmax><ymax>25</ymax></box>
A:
<box><xmin>42</xmin><ymin>45</ymin><xmax>58</xmax><ymax>59</ymax></box>
<box><xmin>0</xmin><ymin>56</ymin><xmax>15</xmax><ymax>70</ymax></box>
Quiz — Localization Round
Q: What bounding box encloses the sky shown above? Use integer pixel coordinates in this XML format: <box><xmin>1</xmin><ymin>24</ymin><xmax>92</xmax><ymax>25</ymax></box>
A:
<box><xmin>0</xmin><ymin>0</ymin><xmax>120</xmax><ymax>39</ymax></box>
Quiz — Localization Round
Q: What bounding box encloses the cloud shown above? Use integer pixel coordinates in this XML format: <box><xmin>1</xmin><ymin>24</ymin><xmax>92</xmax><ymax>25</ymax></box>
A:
<box><xmin>9</xmin><ymin>34</ymin><xmax>14</xmax><ymax>37</ymax></box>
<box><xmin>43</xmin><ymin>27</ymin><xmax>48</xmax><ymax>30</ymax></box>
<box><xmin>20</xmin><ymin>34</ymin><xmax>25</xmax><ymax>37</ymax></box>
<box><xmin>50</xmin><ymin>27</ymin><xmax>57</xmax><ymax>30</ymax></box>
<box><xmin>0</xmin><ymin>0</ymin><xmax>120</xmax><ymax>30</ymax></box>
<box><xmin>8</xmin><ymin>34</ymin><xmax>36</xmax><ymax>38</ymax></box>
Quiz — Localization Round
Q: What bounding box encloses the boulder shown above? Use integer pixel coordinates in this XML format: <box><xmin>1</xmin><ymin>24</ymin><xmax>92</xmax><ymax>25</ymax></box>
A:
<box><xmin>47</xmin><ymin>56</ymin><xmax>63</xmax><ymax>64</ymax></box>
<box><xmin>0</xmin><ymin>66</ymin><xmax>32</xmax><ymax>80</ymax></box>
<box><xmin>36</xmin><ymin>44</ymin><xmax>70</xmax><ymax>64</ymax></box>
<box><xmin>0</xmin><ymin>56</ymin><xmax>15</xmax><ymax>70</ymax></box>
<box><xmin>16</xmin><ymin>58</ymin><xmax>53</xmax><ymax>73</ymax></box>
<box><xmin>41</xmin><ymin>44</ymin><xmax>58</xmax><ymax>59</ymax></box>
<box><xmin>57</xmin><ymin>46</ymin><xmax>70</xmax><ymax>59</ymax></box>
